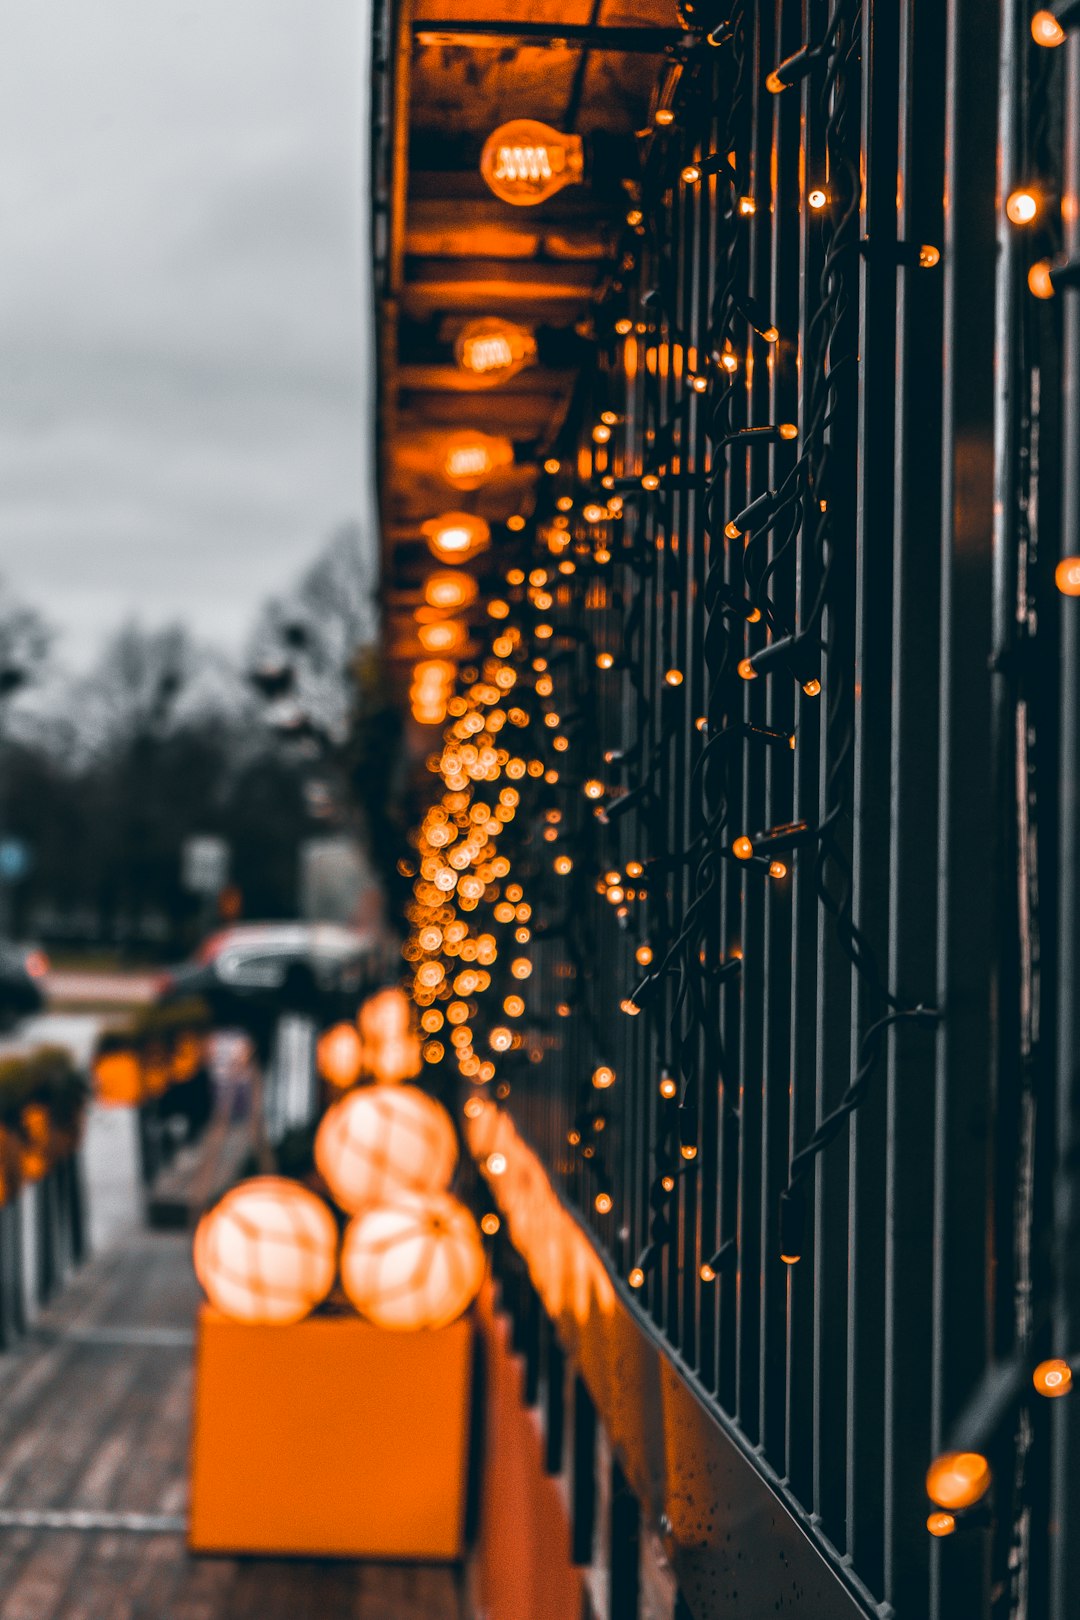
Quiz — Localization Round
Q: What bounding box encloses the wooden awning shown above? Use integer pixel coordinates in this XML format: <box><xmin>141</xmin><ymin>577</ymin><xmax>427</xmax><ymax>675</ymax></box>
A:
<box><xmin>373</xmin><ymin>0</ymin><xmax>678</xmax><ymax>682</ymax></box>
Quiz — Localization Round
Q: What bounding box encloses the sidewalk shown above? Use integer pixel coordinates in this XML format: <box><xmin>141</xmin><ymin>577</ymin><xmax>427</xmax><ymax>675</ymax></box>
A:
<box><xmin>0</xmin><ymin>1200</ymin><xmax>464</xmax><ymax>1617</ymax></box>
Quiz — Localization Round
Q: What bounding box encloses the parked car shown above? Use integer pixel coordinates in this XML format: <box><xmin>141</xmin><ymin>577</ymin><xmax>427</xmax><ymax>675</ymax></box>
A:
<box><xmin>0</xmin><ymin>942</ymin><xmax>48</xmax><ymax>1029</ymax></box>
<box><xmin>156</xmin><ymin>923</ymin><xmax>381</xmax><ymax>1025</ymax></box>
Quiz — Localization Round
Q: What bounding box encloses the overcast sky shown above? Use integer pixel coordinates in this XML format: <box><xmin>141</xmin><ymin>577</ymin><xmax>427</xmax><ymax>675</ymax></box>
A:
<box><xmin>0</xmin><ymin>0</ymin><xmax>372</xmax><ymax>672</ymax></box>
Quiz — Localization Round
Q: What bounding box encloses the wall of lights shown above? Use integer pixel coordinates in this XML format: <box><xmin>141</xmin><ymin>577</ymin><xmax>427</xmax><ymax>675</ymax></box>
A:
<box><xmin>386</xmin><ymin>2</ymin><xmax>1080</xmax><ymax>1616</ymax></box>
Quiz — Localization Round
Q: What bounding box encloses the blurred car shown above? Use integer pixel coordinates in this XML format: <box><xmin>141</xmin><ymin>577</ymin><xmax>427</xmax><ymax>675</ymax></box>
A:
<box><xmin>156</xmin><ymin>923</ymin><xmax>380</xmax><ymax>1023</ymax></box>
<box><xmin>0</xmin><ymin>942</ymin><xmax>48</xmax><ymax>1029</ymax></box>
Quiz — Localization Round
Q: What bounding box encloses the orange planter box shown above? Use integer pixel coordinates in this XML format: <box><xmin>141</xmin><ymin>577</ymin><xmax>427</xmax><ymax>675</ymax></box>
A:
<box><xmin>189</xmin><ymin>1305</ymin><xmax>473</xmax><ymax>1558</ymax></box>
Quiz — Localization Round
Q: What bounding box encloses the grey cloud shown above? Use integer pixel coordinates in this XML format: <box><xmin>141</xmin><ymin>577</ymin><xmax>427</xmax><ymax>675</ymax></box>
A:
<box><xmin>0</xmin><ymin>0</ymin><xmax>374</xmax><ymax>671</ymax></box>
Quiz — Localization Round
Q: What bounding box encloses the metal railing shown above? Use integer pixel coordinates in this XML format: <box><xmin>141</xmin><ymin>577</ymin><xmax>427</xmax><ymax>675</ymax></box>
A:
<box><xmin>469</xmin><ymin>4</ymin><xmax>1073</xmax><ymax>1615</ymax></box>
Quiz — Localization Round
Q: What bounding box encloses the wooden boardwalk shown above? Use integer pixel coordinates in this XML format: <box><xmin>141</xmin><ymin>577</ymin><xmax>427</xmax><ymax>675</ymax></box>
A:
<box><xmin>0</xmin><ymin>1232</ymin><xmax>464</xmax><ymax>1619</ymax></box>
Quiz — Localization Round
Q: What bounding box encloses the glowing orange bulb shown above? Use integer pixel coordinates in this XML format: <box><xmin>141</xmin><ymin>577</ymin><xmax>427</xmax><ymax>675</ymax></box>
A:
<box><xmin>769</xmin><ymin>860</ymin><xmax>787</xmax><ymax>880</ymax></box>
<box><xmin>1033</xmin><ymin>1358</ymin><xmax>1073</xmax><ymax>1397</ymax></box>
<box><xmin>456</xmin><ymin>318</ymin><xmax>537</xmax><ymax>382</ymax></box>
<box><xmin>661</xmin><ymin>1175</ymin><xmax>675</xmax><ymax>1193</ymax></box>
<box><xmin>594</xmin><ymin>1192</ymin><xmax>613</xmax><ymax>1214</ymax></box>
<box><xmin>422</xmin><ymin>511</ymin><xmax>491</xmax><ymax>563</ymax></box>
<box><xmin>720</xmin><ymin>350</ymin><xmax>738</xmax><ymax>373</ymax></box>
<box><xmin>765</xmin><ymin>70</ymin><xmax>786</xmax><ymax>94</ymax></box>
<box><xmin>511</xmin><ymin>958</ymin><xmax>532</xmax><ymax>980</ymax></box>
<box><xmin>927</xmin><ymin>1512</ymin><xmax>956</xmax><ymax>1538</ymax></box>
<box><xmin>725</xmin><ymin>520</ymin><xmax>742</xmax><ymax>539</ymax></box>
<box><xmin>779</xmin><ymin>423</ymin><xmax>798</xmax><ymax>440</ymax></box>
<box><xmin>733</xmin><ymin>836</ymin><xmax>754</xmax><ymax>861</ymax></box>
<box><xmin>584</xmin><ymin>779</ymin><xmax>605</xmax><ymax>800</ymax></box>
<box><xmin>583</xmin><ymin>504</ymin><xmax>605</xmax><ymax>523</ymax></box>
<box><xmin>615</xmin><ymin>318</ymin><xmax>633</xmax><ymax>335</ymax></box>
<box><xmin>592</xmin><ymin>423</ymin><xmax>612</xmax><ymax>444</ymax></box>
<box><xmin>808</xmin><ymin>188</ymin><xmax>828</xmax><ymax>209</ymax></box>
<box><xmin>1029</xmin><ymin>259</ymin><xmax>1056</xmax><ymax>299</ymax></box>
<box><xmin>700</xmin><ymin>1263</ymin><xmax>716</xmax><ymax>1282</ymax></box>
<box><xmin>488</xmin><ymin>599</ymin><xmax>510</xmax><ymax>620</ymax></box>
<box><xmin>480</xmin><ymin>119</ymin><xmax>585</xmax><ymax>207</ymax></box>
<box><xmin>425</xmin><ymin>571</ymin><xmax>477</xmax><ymax>611</ymax></box>
<box><xmin>554</xmin><ymin>856</ymin><xmax>573</xmax><ymax>875</ymax></box>
<box><xmin>803</xmin><ymin>678</ymin><xmax>822</xmax><ymax>697</ymax></box>
<box><xmin>654</xmin><ymin>107</ymin><xmax>675</xmax><ymax>126</ymax></box>
<box><xmin>762</xmin><ymin>326</ymin><xmax>779</xmax><ymax>343</ymax></box>
<box><xmin>490</xmin><ymin>1027</ymin><xmax>513</xmax><ymax>1053</ymax></box>
<box><xmin>503</xmin><ymin>995</ymin><xmax>525</xmax><ymax>1018</ymax></box>
<box><xmin>1032</xmin><ymin>9</ymin><xmax>1066</xmax><ymax>45</ymax></box>
<box><xmin>919</xmin><ymin>244</ymin><xmax>941</xmax><ymax>268</ymax></box>
<box><xmin>592</xmin><ymin>1066</ymin><xmax>615</xmax><ymax>1090</ymax></box>
<box><xmin>442</xmin><ymin>431</ymin><xmax>513</xmax><ymax>490</ymax></box>
<box><xmin>628</xmin><ymin>1267</ymin><xmax>645</xmax><ymax>1288</ymax></box>
<box><xmin>659</xmin><ymin>1076</ymin><xmax>677</xmax><ymax>1099</ymax></box>
<box><xmin>486</xmin><ymin>1152</ymin><xmax>508</xmax><ymax>1176</ymax></box>
<box><xmin>620</xmin><ymin>998</ymin><xmax>641</xmax><ymax>1016</ymax></box>
<box><xmin>680</xmin><ymin>1144</ymin><xmax>698</xmax><ymax>1161</ymax></box>
<box><xmin>641</xmin><ymin>473</ymin><xmax>660</xmax><ymax>491</ymax></box>
<box><xmin>925</xmin><ymin>1452</ymin><xmax>992</xmax><ymax>1510</ymax></box>
<box><xmin>481</xmin><ymin>1213</ymin><xmax>500</xmax><ymax>1235</ymax></box>
<box><xmin>1006</xmin><ymin>189</ymin><xmax>1039</xmax><ymax>225</ymax></box>
<box><xmin>1056</xmin><ymin>557</ymin><xmax>1080</xmax><ymax>595</ymax></box>
<box><xmin>625</xmin><ymin>208</ymin><xmax>643</xmax><ymax>227</ymax></box>
<box><xmin>665</xmin><ymin>668</ymin><xmax>684</xmax><ymax>686</ymax></box>
<box><xmin>418</xmin><ymin>619</ymin><xmax>467</xmax><ymax>655</ymax></box>
<box><xmin>596</xmin><ymin>652</ymin><xmax>614</xmax><ymax>669</ymax></box>
<box><xmin>636</xmin><ymin>944</ymin><xmax>654</xmax><ymax>966</ymax></box>
<box><xmin>681</xmin><ymin>163</ymin><xmax>702</xmax><ymax>184</ymax></box>
<box><xmin>463</xmin><ymin>1097</ymin><xmax>484</xmax><ymax>1119</ymax></box>
<box><xmin>738</xmin><ymin>657</ymin><xmax>756</xmax><ymax>680</ymax></box>
<box><xmin>738</xmin><ymin>195</ymin><xmax>756</xmax><ymax>216</ymax></box>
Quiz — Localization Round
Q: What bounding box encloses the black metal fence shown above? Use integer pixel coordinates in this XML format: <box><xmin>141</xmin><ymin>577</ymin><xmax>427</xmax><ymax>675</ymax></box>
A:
<box><xmin>460</xmin><ymin>6</ymin><xmax>1079</xmax><ymax>1618</ymax></box>
<box><xmin>384</xmin><ymin>2</ymin><xmax>1080</xmax><ymax>1615</ymax></box>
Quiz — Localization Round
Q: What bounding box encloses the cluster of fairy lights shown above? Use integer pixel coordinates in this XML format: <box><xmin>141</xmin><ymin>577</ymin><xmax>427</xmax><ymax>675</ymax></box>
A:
<box><xmin>399</xmin><ymin>0</ymin><xmax>1080</xmax><ymax>1544</ymax></box>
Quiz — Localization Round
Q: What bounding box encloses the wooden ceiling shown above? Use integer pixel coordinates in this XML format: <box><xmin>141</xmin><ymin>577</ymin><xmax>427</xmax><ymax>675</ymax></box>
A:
<box><xmin>376</xmin><ymin>0</ymin><xmax>678</xmax><ymax>675</ymax></box>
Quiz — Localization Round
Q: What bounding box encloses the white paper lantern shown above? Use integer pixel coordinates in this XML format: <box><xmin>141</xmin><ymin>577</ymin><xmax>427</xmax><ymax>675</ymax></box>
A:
<box><xmin>193</xmin><ymin>1176</ymin><xmax>337</xmax><ymax>1326</ymax></box>
<box><xmin>340</xmin><ymin>1190</ymin><xmax>484</xmax><ymax>1330</ymax></box>
<box><xmin>314</xmin><ymin>1083</ymin><xmax>458</xmax><ymax>1213</ymax></box>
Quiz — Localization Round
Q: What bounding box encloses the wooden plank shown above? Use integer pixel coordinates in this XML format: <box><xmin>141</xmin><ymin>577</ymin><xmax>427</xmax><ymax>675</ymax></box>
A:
<box><xmin>0</xmin><ymin>1234</ymin><xmax>463</xmax><ymax>1620</ymax></box>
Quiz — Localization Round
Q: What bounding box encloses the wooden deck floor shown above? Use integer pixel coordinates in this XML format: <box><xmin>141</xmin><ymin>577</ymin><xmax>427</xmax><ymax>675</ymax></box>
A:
<box><xmin>0</xmin><ymin>1232</ymin><xmax>464</xmax><ymax>1620</ymax></box>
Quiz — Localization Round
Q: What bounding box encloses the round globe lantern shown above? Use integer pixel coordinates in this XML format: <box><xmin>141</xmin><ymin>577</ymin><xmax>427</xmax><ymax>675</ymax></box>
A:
<box><xmin>340</xmin><ymin>1190</ymin><xmax>484</xmax><ymax>1330</ymax></box>
<box><xmin>314</xmin><ymin>1084</ymin><xmax>458</xmax><ymax>1213</ymax></box>
<box><xmin>193</xmin><ymin>1177</ymin><xmax>337</xmax><ymax>1326</ymax></box>
<box><xmin>316</xmin><ymin>1021</ymin><xmax>365</xmax><ymax>1089</ymax></box>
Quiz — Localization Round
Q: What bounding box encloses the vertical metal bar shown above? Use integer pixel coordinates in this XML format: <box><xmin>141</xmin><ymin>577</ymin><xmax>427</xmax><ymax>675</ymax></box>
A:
<box><xmin>1051</xmin><ymin>32</ymin><xmax>1080</xmax><ymax>1620</ymax></box>
<box><xmin>571</xmin><ymin>1374</ymin><xmax>598</xmax><ymax>1566</ymax></box>
<box><xmin>610</xmin><ymin>1455</ymin><xmax>642</xmax><ymax>1618</ymax></box>
<box><xmin>884</xmin><ymin>0</ymin><xmax>947</xmax><ymax>1609</ymax></box>
<box><xmin>933</xmin><ymin>0</ymin><xmax>1000</xmax><ymax>1612</ymax></box>
<box><xmin>786</xmin><ymin>0</ymin><xmax>827</xmax><ymax>1512</ymax></box>
<box><xmin>846</xmin><ymin>0</ymin><xmax>899</xmax><ymax>1592</ymax></box>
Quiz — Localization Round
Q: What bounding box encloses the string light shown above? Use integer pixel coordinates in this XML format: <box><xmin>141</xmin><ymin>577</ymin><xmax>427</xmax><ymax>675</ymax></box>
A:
<box><xmin>1054</xmin><ymin>556</ymin><xmax>1080</xmax><ymax>598</ymax></box>
<box><xmin>1006</xmin><ymin>188</ymin><xmax>1039</xmax><ymax>225</ymax></box>
<box><xmin>1032</xmin><ymin>9</ymin><xmax>1066</xmax><ymax>45</ymax></box>
<box><xmin>925</xmin><ymin>1453</ymin><xmax>992</xmax><ymax>1511</ymax></box>
<box><xmin>1033</xmin><ymin>1358</ymin><xmax>1073</xmax><ymax>1397</ymax></box>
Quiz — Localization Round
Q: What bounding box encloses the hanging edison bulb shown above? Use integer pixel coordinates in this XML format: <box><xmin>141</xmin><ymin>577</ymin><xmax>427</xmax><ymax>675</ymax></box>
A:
<box><xmin>442</xmin><ymin>431</ymin><xmax>514</xmax><ymax>491</ymax></box>
<box><xmin>417</xmin><ymin>619</ymin><xmax>468</xmax><ymax>655</ymax></box>
<box><xmin>421</xmin><ymin>511</ymin><xmax>491</xmax><ymax>563</ymax></box>
<box><xmin>480</xmin><ymin>119</ymin><xmax>585</xmax><ymax>207</ymax></box>
<box><xmin>425</xmin><ymin>571</ymin><xmax>478</xmax><ymax>611</ymax></box>
<box><xmin>455</xmin><ymin>318</ymin><xmax>538</xmax><ymax>385</ymax></box>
